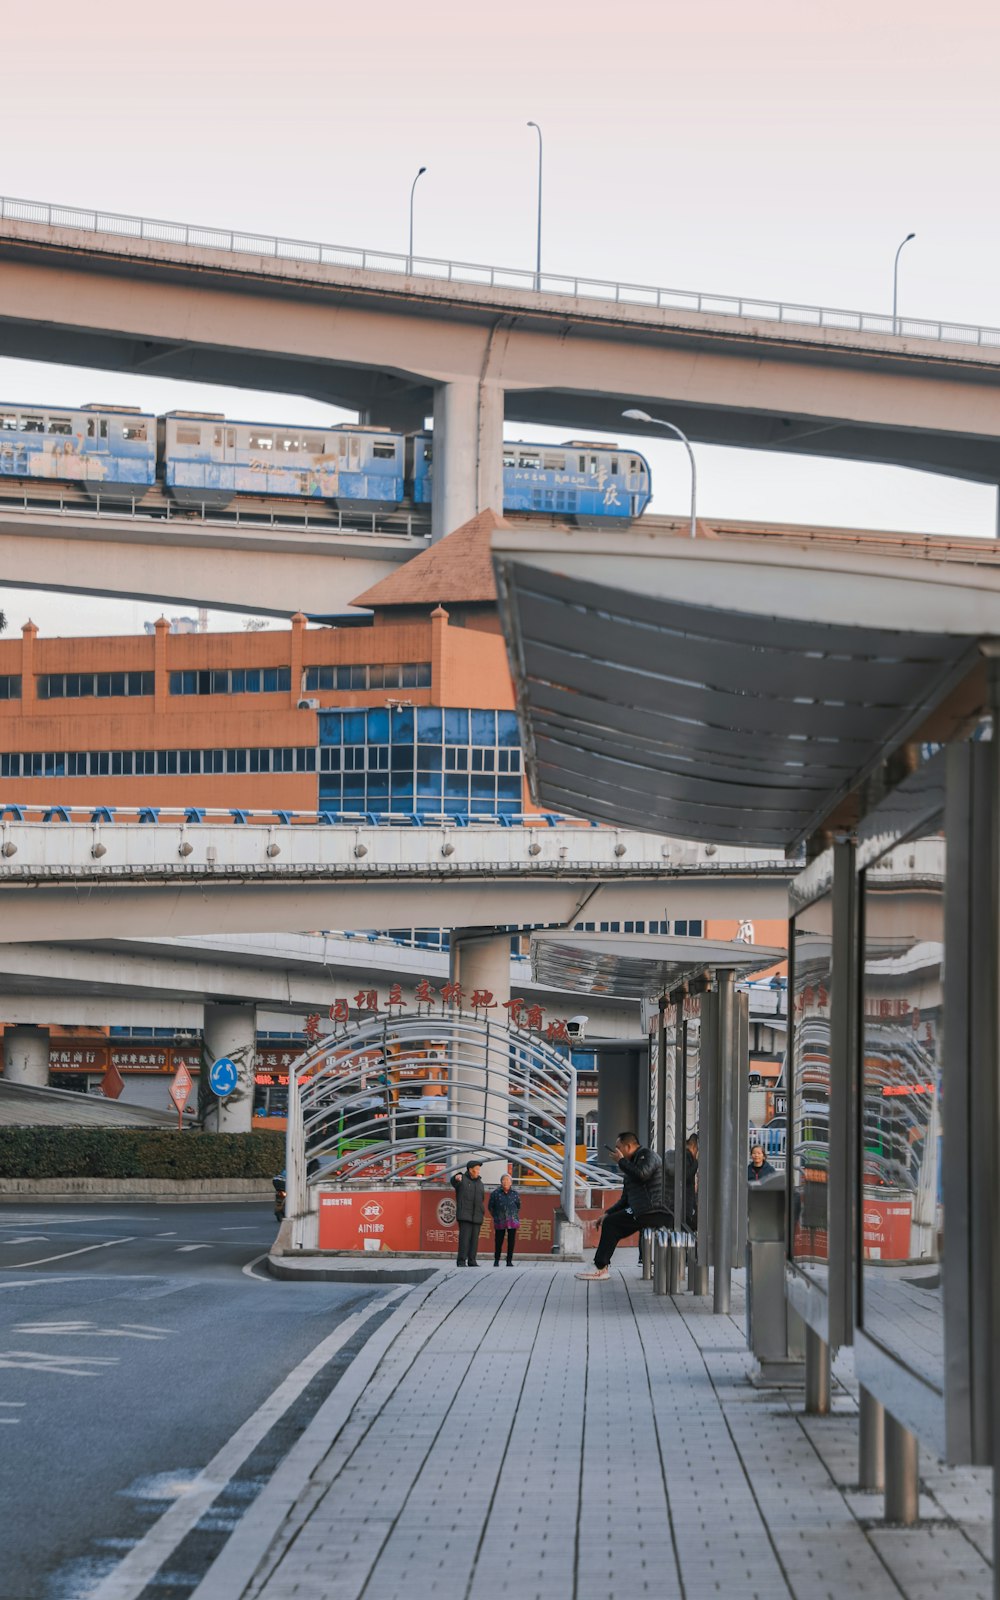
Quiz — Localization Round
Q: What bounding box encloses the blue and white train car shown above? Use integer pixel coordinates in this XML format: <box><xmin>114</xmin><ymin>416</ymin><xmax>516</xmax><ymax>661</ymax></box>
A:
<box><xmin>409</xmin><ymin>435</ymin><xmax>652</xmax><ymax>522</ymax></box>
<box><xmin>161</xmin><ymin>415</ymin><xmax>405</xmax><ymax>511</ymax></box>
<box><xmin>0</xmin><ymin>403</ymin><xmax>156</xmax><ymax>491</ymax></box>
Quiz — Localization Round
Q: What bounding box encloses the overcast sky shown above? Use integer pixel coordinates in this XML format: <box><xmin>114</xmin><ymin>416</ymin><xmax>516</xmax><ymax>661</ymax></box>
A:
<box><xmin>0</xmin><ymin>0</ymin><xmax>996</xmax><ymax>635</ymax></box>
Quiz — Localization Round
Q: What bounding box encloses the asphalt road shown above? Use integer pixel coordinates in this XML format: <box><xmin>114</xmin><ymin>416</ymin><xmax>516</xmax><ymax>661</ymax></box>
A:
<box><xmin>0</xmin><ymin>1203</ymin><xmax>390</xmax><ymax>1600</ymax></box>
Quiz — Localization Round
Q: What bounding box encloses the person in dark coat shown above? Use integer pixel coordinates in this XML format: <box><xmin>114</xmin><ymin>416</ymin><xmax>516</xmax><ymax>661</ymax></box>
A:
<box><xmin>451</xmin><ymin>1159</ymin><xmax>485</xmax><ymax>1266</ymax></box>
<box><xmin>748</xmin><ymin>1143</ymin><xmax>777</xmax><ymax>1182</ymax></box>
<box><xmin>577</xmin><ymin>1131</ymin><xmax>662</xmax><ymax>1281</ymax></box>
<box><xmin>488</xmin><ymin>1172</ymin><xmax>521</xmax><ymax>1266</ymax></box>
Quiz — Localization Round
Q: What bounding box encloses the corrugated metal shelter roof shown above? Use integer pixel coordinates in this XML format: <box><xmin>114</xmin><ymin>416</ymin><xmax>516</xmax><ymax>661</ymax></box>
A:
<box><xmin>0</xmin><ymin>1079</ymin><xmax>178</xmax><ymax>1128</ymax></box>
<box><xmin>531</xmin><ymin>931</ymin><xmax>785</xmax><ymax>1000</ymax></box>
<box><xmin>492</xmin><ymin>525</ymin><xmax>1000</xmax><ymax>851</ymax></box>
<box><xmin>352</xmin><ymin>509</ymin><xmax>507</xmax><ymax>609</ymax></box>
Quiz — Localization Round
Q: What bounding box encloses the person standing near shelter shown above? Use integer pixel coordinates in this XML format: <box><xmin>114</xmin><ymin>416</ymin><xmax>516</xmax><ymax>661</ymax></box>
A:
<box><xmin>748</xmin><ymin>1143</ymin><xmax>776</xmax><ymax>1182</ymax></box>
<box><xmin>577</xmin><ymin>1131</ymin><xmax>662</xmax><ymax>1281</ymax></box>
<box><xmin>452</xmin><ymin>1159</ymin><xmax>485</xmax><ymax>1267</ymax></box>
<box><xmin>488</xmin><ymin>1172</ymin><xmax>521</xmax><ymax>1266</ymax></box>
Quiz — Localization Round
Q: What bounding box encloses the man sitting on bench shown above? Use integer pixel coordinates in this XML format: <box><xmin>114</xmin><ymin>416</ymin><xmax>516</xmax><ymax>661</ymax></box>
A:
<box><xmin>577</xmin><ymin>1130</ymin><xmax>663</xmax><ymax>1281</ymax></box>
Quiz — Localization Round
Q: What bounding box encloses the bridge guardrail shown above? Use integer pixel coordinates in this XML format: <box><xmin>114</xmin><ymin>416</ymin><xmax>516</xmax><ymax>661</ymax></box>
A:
<box><xmin>2</xmin><ymin>193</ymin><xmax>998</xmax><ymax>352</ymax></box>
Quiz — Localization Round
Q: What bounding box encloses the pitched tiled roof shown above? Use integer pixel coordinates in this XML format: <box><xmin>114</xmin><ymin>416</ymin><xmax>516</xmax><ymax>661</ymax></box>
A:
<box><xmin>351</xmin><ymin>509</ymin><xmax>508</xmax><ymax>609</ymax></box>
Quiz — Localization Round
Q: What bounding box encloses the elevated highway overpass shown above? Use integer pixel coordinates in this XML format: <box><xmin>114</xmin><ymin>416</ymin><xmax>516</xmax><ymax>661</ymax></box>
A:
<box><xmin>4</xmin><ymin>196</ymin><xmax>1000</xmax><ymax>536</ymax></box>
<box><xmin>0</xmin><ymin>811</ymin><xmax>790</xmax><ymax>941</ymax></box>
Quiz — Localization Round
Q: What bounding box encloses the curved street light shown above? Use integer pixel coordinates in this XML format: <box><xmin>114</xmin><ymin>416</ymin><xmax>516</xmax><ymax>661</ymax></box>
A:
<box><xmin>408</xmin><ymin>166</ymin><xmax>427</xmax><ymax>275</ymax></box>
<box><xmin>892</xmin><ymin>232</ymin><xmax>916</xmax><ymax>335</ymax></box>
<box><xmin>527</xmin><ymin>122</ymin><xmax>543</xmax><ymax>289</ymax></box>
<box><xmin>622</xmin><ymin>409</ymin><xmax>698</xmax><ymax>539</ymax></box>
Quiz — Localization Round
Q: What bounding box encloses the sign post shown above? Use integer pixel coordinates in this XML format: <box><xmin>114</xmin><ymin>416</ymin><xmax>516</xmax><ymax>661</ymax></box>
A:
<box><xmin>169</xmin><ymin>1062</ymin><xmax>193</xmax><ymax>1131</ymax></box>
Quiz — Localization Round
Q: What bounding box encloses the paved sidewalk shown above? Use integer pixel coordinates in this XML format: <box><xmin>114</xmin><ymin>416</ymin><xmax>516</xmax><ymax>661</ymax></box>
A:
<box><xmin>192</xmin><ymin>1264</ymin><xmax>993</xmax><ymax>1600</ymax></box>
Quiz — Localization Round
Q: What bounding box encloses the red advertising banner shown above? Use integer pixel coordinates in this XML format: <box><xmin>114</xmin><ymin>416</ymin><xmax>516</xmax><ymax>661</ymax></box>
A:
<box><xmin>861</xmin><ymin>1197</ymin><xmax>913</xmax><ymax>1259</ymax></box>
<box><xmin>317</xmin><ymin>1190</ymin><xmax>422</xmax><ymax>1252</ymax></box>
<box><xmin>420</xmin><ymin>1188</ymin><xmax>560</xmax><ymax>1254</ymax></box>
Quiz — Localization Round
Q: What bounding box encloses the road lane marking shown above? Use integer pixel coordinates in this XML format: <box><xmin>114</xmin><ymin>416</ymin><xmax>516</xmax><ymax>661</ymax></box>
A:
<box><xmin>156</xmin><ymin>1232</ymin><xmax>178</xmax><ymax>1238</ymax></box>
<box><xmin>0</xmin><ymin>1350</ymin><xmax>119</xmax><ymax>1376</ymax></box>
<box><xmin>87</xmin><ymin>1289</ymin><xmax>407</xmax><ymax>1600</ymax></box>
<box><xmin>1</xmin><ymin>1237</ymin><xmax>135</xmax><ymax>1268</ymax></box>
<box><xmin>0</xmin><ymin>1401</ymin><xmax>25</xmax><ymax>1423</ymax></box>
<box><xmin>4</xmin><ymin>1236</ymin><xmax>49</xmax><ymax>1244</ymax></box>
<box><xmin>13</xmin><ymin>1320</ymin><xmax>169</xmax><ymax>1340</ymax></box>
<box><xmin>175</xmin><ymin>1245</ymin><xmax>211</xmax><ymax>1253</ymax></box>
<box><xmin>241</xmin><ymin>1253</ymin><xmax>270</xmax><ymax>1283</ymax></box>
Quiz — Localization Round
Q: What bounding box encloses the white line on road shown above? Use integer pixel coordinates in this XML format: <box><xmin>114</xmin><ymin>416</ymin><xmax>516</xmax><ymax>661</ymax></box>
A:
<box><xmin>175</xmin><ymin>1245</ymin><xmax>211</xmax><ymax>1253</ymax></box>
<box><xmin>13</xmin><ymin>1320</ymin><xmax>170</xmax><ymax>1340</ymax></box>
<box><xmin>4</xmin><ymin>1236</ymin><xmax>50</xmax><ymax>1244</ymax></box>
<box><xmin>1</xmin><ymin>1238</ymin><xmax>136</xmax><ymax>1269</ymax></box>
<box><xmin>240</xmin><ymin>1253</ymin><xmax>270</xmax><ymax>1283</ymax></box>
<box><xmin>86</xmin><ymin>1288</ymin><xmax>407</xmax><ymax>1600</ymax></box>
<box><xmin>155</xmin><ymin>1232</ymin><xmax>177</xmax><ymax>1238</ymax></box>
<box><xmin>0</xmin><ymin>1350</ymin><xmax>119</xmax><ymax>1376</ymax></box>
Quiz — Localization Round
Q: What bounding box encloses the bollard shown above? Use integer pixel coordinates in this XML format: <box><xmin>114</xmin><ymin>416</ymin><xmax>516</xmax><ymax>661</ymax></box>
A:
<box><xmin>884</xmin><ymin>1412</ymin><xmax>919</xmax><ymax>1525</ymax></box>
<box><xmin>667</xmin><ymin>1231</ymin><xmax>687</xmax><ymax>1294</ymax></box>
<box><xmin>641</xmin><ymin>1228</ymin><xmax>655</xmax><ymax>1281</ymax></box>
<box><xmin>653</xmin><ymin>1229</ymin><xmax>670</xmax><ymax>1296</ymax></box>
<box><xmin>688</xmin><ymin>1254</ymin><xmax>709</xmax><ymax>1295</ymax></box>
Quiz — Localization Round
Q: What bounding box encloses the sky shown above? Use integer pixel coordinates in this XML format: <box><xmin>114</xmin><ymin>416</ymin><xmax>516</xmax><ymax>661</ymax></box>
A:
<box><xmin>0</xmin><ymin>0</ymin><xmax>997</xmax><ymax>635</ymax></box>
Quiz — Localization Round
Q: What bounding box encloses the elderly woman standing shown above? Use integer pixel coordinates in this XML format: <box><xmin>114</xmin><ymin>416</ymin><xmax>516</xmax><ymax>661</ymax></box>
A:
<box><xmin>488</xmin><ymin>1172</ymin><xmax>521</xmax><ymax>1266</ymax></box>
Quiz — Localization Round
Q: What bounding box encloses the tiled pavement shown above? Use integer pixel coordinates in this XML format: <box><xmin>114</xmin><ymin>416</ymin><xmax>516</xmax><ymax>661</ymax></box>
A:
<box><xmin>192</xmin><ymin>1264</ymin><xmax>993</xmax><ymax>1600</ymax></box>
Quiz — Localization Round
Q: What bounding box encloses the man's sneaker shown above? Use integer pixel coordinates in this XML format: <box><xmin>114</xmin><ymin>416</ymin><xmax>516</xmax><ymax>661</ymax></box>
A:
<box><xmin>575</xmin><ymin>1267</ymin><xmax>610</xmax><ymax>1281</ymax></box>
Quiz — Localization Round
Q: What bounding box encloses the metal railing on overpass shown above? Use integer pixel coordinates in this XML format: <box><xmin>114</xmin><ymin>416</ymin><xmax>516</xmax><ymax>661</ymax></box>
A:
<box><xmin>3</xmin><ymin>192</ymin><xmax>998</xmax><ymax>351</ymax></box>
<box><xmin>0</xmin><ymin>487</ymin><xmax>429</xmax><ymax>541</ymax></box>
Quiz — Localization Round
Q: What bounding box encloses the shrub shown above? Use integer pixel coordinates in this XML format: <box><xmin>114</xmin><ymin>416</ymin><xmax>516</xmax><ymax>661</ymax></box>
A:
<box><xmin>0</xmin><ymin>1127</ymin><xmax>285</xmax><ymax>1180</ymax></box>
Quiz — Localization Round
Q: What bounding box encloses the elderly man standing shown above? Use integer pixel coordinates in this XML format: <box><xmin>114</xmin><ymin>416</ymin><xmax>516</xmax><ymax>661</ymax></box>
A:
<box><xmin>451</xmin><ymin>1159</ymin><xmax>486</xmax><ymax>1267</ymax></box>
<box><xmin>577</xmin><ymin>1131</ymin><xmax>662</xmax><ymax>1282</ymax></box>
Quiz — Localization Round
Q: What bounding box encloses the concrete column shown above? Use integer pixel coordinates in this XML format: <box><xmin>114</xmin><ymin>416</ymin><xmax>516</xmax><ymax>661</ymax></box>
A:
<box><xmin>449</xmin><ymin>930</ymin><xmax>510</xmax><ymax>1183</ymax></box>
<box><xmin>595</xmin><ymin>1049</ymin><xmax>641</xmax><ymax>1163</ymax></box>
<box><xmin>3</xmin><ymin>1025</ymin><xmax>48</xmax><ymax>1085</ymax></box>
<box><xmin>202</xmin><ymin>1003</ymin><xmax>256</xmax><ymax>1133</ymax></box>
<box><xmin>431</xmin><ymin>379</ymin><xmax>504</xmax><ymax>539</ymax></box>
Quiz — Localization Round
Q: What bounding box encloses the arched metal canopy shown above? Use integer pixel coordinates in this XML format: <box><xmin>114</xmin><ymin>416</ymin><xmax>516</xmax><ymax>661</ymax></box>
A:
<box><xmin>492</xmin><ymin>526</ymin><xmax>1000</xmax><ymax>850</ymax></box>
<box><xmin>531</xmin><ymin>931</ymin><xmax>785</xmax><ymax>999</ymax></box>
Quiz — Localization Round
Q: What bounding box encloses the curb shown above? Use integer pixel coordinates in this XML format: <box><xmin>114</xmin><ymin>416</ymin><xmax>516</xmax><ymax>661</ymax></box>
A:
<box><xmin>0</xmin><ymin>1179</ymin><xmax>274</xmax><ymax>1202</ymax></box>
<box><xmin>267</xmin><ymin>1254</ymin><xmax>439</xmax><ymax>1285</ymax></box>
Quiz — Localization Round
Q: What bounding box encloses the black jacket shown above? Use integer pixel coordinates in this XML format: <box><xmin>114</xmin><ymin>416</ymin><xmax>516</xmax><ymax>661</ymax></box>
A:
<box><xmin>614</xmin><ymin>1145</ymin><xmax>662</xmax><ymax>1217</ymax></box>
<box><xmin>451</xmin><ymin>1171</ymin><xmax>485</xmax><ymax>1224</ymax></box>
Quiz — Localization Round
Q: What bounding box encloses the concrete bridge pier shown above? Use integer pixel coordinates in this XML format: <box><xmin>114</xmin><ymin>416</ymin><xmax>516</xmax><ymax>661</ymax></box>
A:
<box><xmin>431</xmin><ymin>379</ymin><xmax>504</xmax><ymax>539</ymax></box>
<box><xmin>3</xmin><ymin>1025</ymin><xmax>49</xmax><ymax>1085</ymax></box>
<box><xmin>449</xmin><ymin>930</ymin><xmax>510</xmax><ymax>1183</ymax></box>
<box><xmin>202</xmin><ymin>1003</ymin><xmax>256</xmax><ymax>1133</ymax></box>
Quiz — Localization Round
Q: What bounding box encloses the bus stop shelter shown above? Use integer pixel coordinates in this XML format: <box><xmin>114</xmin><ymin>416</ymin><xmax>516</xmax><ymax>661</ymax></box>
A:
<box><xmin>493</xmin><ymin>520</ymin><xmax>1000</xmax><ymax>1570</ymax></box>
<box><xmin>532</xmin><ymin>929</ymin><xmax>783</xmax><ymax>1310</ymax></box>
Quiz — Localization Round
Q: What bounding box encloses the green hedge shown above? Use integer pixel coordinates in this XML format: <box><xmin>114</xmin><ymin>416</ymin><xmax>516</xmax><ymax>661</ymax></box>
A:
<box><xmin>0</xmin><ymin>1128</ymin><xmax>285</xmax><ymax>1180</ymax></box>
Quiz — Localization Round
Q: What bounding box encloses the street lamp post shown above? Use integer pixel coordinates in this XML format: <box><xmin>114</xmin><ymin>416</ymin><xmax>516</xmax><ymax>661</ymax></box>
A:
<box><xmin>408</xmin><ymin>166</ymin><xmax>427</xmax><ymax>276</ymax></box>
<box><xmin>892</xmin><ymin>232</ymin><xmax>916</xmax><ymax>335</ymax></box>
<box><xmin>623</xmin><ymin>409</ymin><xmax>698</xmax><ymax>539</ymax></box>
<box><xmin>527</xmin><ymin>121</ymin><xmax>543</xmax><ymax>289</ymax></box>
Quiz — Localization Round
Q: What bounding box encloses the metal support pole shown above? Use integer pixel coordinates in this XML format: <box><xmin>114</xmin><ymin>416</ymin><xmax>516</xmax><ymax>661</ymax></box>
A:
<box><xmin>560</xmin><ymin>1063</ymin><xmax>578</xmax><ymax>1227</ymax></box>
<box><xmin>714</xmin><ymin>970</ymin><xmax>736</xmax><ymax>1314</ymax></box>
<box><xmin>641</xmin><ymin>1228</ymin><xmax>655</xmax><ymax>1281</ymax></box>
<box><xmin>884</xmin><ymin>1412</ymin><xmax>920</xmax><ymax>1524</ymax></box>
<box><xmin>859</xmin><ymin>1386</ymin><xmax>885</xmax><ymax>1491</ymax></box>
<box><xmin>804</xmin><ymin>1325</ymin><xmax>831</xmax><ymax>1415</ymax></box>
<box><xmin>655</xmin><ymin>996</ymin><xmax>668</xmax><ymax>1161</ymax></box>
<box><xmin>674</xmin><ymin>1010</ymin><xmax>688</xmax><ymax>1232</ymax></box>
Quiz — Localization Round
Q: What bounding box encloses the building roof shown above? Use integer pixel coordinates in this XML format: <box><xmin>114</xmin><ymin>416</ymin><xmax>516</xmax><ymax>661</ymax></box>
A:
<box><xmin>352</xmin><ymin>509</ymin><xmax>508</xmax><ymax>609</ymax></box>
<box><xmin>491</xmin><ymin>523</ymin><xmax>1000</xmax><ymax>851</ymax></box>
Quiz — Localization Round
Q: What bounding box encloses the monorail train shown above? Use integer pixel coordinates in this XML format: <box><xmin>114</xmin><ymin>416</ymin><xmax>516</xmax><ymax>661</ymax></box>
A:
<box><xmin>0</xmin><ymin>401</ymin><xmax>653</xmax><ymax>523</ymax></box>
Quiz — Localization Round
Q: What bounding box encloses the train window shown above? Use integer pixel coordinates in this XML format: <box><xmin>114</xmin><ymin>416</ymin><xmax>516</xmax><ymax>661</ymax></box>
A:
<box><xmin>86</xmin><ymin>419</ymin><xmax>109</xmax><ymax>439</ymax></box>
<box><xmin>629</xmin><ymin>457</ymin><xmax>641</xmax><ymax>475</ymax></box>
<box><xmin>372</xmin><ymin>441</ymin><xmax>396</xmax><ymax>459</ymax></box>
<box><xmin>176</xmin><ymin>426</ymin><xmax>201</xmax><ymax>446</ymax></box>
<box><xmin>610</xmin><ymin>456</ymin><xmax>619</xmax><ymax>474</ymax></box>
<box><xmin>423</xmin><ymin>442</ymin><xmax>433</xmax><ymax>462</ymax></box>
<box><xmin>304</xmin><ymin>435</ymin><xmax>324</xmax><ymax>454</ymax></box>
<box><xmin>248</xmin><ymin>432</ymin><xmax>273</xmax><ymax>451</ymax></box>
<box><xmin>122</xmin><ymin>423</ymin><xmax>147</xmax><ymax>442</ymax></box>
<box><xmin>21</xmin><ymin>416</ymin><xmax>44</xmax><ymax>433</ymax></box>
<box><xmin>0</xmin><ymin>414</ymin><xmax>15</xmax><ymax>430</ymax></box>
<box><xmin>543</xmin><ymin>453</ymin><xmax>565</xmax><ymax>470</ymax></box>
<box><xmin>503</xmin><ymin>449</ymin><xmax>516</xmax><ymax>468</ymax></box>
<box><xmin>276</xmin><ymin>433</ymin><xmax>299</xmax><ymax>452</ymax></box>
<box><xmin>518</xmin><ymin>451</ymin><xmax>539</xmax><ymax>468</ymax></box>
<box><xmin>47</xmin><ymin>418</ymin><xmax>73</xmax><ymax>435</ymax></box>
<box><xmin>578</xmin><ymin>455</ymin><xmax>586</xmax><ymax>471</ymax></box>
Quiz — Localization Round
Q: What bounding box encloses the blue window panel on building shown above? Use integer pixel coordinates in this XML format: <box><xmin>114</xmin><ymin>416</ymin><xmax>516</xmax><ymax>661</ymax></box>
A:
<box><xmin>471</xmin><ymin>710</ymin><xmax>496</xmax><ymax>744</ymax></box>
<box><xmin>444</xmin><ymin>710</ymin><xmax>469</xmax><ymax>743</ymax></box>
<box><xmin>417</xmin><ymin>708</ymin><xmax>442</xmax><ymax>740</ymax></box>
<box><xmin>366</xmin><ymin>708</ymin><xmax>390</xmax><ymax>743</ymax></box>
<box><xmin>497</xmin><ymin>713</ymin><xmax>520</xmax><ymax>746</ymax></box>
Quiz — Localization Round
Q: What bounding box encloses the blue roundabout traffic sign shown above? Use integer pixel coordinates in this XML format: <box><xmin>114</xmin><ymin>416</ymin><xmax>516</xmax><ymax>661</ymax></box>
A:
<box><xmin>209</xmin><ymin>1056</ymin><xmax>240</xmax><ymax>1098</ymax></box>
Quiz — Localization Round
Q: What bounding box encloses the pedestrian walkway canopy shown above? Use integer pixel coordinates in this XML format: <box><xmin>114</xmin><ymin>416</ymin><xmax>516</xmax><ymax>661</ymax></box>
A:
<box><xmin>530</xmin><ymin>929</ymin><xmax>784</xmax><ymax>997</ymax></box>
<box><xmin>492</xmin><ymin>524</ymin><xmax>1000</xmax><ymax>848</ymax></box>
